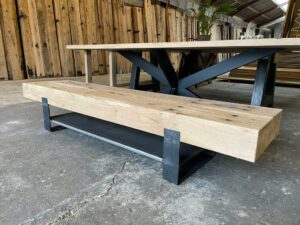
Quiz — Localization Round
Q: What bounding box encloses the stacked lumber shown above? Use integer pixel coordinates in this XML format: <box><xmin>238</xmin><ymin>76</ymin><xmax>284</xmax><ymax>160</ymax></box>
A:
<box><xmin>0</xmin><ymin>0</ymin><xmax>202</xmax><ymax>80</ymax></box>
<box><xmin>23</xmin><ymin>80</ymin><xmax>282</xmax><ymax>162</ymax></box>
<box><xmin>229</xmin><ymin>66</ymin><xmax>300</xmax><ymax>85</ymax></box>
<box><xmin>229</xmin><ymin>0</ymin><xmax>300</xmax><ymax>85</ymax></box>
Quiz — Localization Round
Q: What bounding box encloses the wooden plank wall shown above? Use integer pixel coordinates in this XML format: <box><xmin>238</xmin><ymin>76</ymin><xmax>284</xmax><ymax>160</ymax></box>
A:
<box><xmin>0</xmin><ymin>0</ymin><xmax>200</xmax><ymax>80</ymax></box>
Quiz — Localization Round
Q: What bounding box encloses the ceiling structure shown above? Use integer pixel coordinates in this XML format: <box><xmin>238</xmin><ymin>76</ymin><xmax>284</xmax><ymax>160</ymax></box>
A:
<box><xmin>124</xmin><ymin>0</ymin><xmax>287</xmax><ymax>28</ymax></box>
<box><xmin>212</xmin><ymin>0</ymin><xmax>287</xmax><ymax>27</ymax></box>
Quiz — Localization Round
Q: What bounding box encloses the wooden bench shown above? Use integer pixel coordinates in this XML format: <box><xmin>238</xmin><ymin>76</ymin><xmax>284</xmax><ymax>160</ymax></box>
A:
<box><xmin>23</xmin><ymin>80</ymin><xmax>282</xmax><ymax>184</ymax></box>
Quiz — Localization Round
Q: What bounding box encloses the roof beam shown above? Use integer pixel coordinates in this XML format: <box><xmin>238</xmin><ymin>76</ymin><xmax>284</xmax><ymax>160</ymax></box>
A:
<box><xmin>245</xmin><ymin>2</ymin><xmax>288</xmax><ymax>23</ymax></box>
<box><xmin>258</xmin><ymin>15</ymin><xmax>285</xmax><ymax>27</ymax></box>
<box><xmin>231</xmin><ymin>0</ymin><xmax>261</xmax><ymax>16</ymax></box>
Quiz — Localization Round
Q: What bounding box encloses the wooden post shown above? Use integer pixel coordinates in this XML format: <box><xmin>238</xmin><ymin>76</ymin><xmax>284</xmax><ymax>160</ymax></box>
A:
<box><xmin>84</xmin><ymin>50</ymin><xmax>92</xmax><ymax>83</ymax></box>
<box><xmin>109</xmin><ymin>51</ymin><xmax>117</xmax><ymax>87</ymax></box>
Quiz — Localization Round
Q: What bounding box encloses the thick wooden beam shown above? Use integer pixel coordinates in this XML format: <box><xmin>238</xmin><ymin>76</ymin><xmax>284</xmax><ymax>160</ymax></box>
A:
<box><xmin>23</xmin><ymin>80</ymin><xmax>282</xmax><ymax>162</ymax></box>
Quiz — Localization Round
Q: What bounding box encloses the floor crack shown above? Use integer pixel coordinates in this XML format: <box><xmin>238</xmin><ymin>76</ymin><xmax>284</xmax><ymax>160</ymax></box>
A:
<box><xmin>46</xmin><ymin>160</ymin><xmax>128</xmax><ymax>225</ymax></box>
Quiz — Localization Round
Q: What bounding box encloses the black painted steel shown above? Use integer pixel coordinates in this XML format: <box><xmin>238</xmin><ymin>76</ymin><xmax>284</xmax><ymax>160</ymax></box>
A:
<box><xmin>41</xmin><ymin>99</ymin><xmax>215</xmax><ymax>184</ymax></box>
<box><xmin>178</xmin><ymin>48</ymin><xmax>281</xmax><ymax>90</ymax></box>
<box><xmin>178</xmin><ymin>51</ymin><xmax>200</xmax><ymax>79</ymax></box>
<box><xmin>119</xmin><ymin>48</ymin><xmax>281</xmax><ymax>107</ymax></box>
<box><xmin>251</xmin><ymin>54</ymin><xmax>276</xmax><ymax>106</ymax></box>
<box><xmin>163</xmin><ymin>129</ymin><xmax>216</xmax><ymax>185</ymax></box>
<box><xmin>150</xmin><ymin>52</ymin><xmax>161</xmax><ymax>92</ymax></box>
<box><xmin>130</xmin><ymin>64</ymin><xmax>141</xmax><ymax>90</ymax></box>
<box><xmin>118</xmin><ymin>51</ymin><xmax>170</xmax><ymax>86</ymax></box>
<box><xmin>42</xmin><ymin>97</ymin><xmax>52</xmax><ymax>132</ymax></box>
<box><xmin>163</xmin><ymin>129</ymin><xmax>181</xmax><ymax>184</ymax></box>
<box><xmin>264</xmin><ymin>56</ymin><xmax>277</xmax><ymax>107</ymax></box>
<box><xmin>151</xmin><ymin>50</ymin><xmax>178</xmax><ymax>93</ymax></box>
<box><xmin>177</xmin><ymin>88</ymin><xmax>199</xmax><ymax>98</ymax></box>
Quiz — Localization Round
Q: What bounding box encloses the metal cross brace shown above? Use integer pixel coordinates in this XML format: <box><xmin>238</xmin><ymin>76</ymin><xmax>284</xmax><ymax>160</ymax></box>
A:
<box><xmin>119</xmin><ymin>48</ymin><xmax>282</xmax><ymax>107</ymax></box>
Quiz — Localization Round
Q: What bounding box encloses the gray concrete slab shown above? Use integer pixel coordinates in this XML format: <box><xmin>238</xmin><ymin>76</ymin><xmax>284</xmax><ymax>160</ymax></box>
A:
<box><xmin>0</xmin><ymin>78</ymin><xmax>299</xmax><ymax>225</ymax></box>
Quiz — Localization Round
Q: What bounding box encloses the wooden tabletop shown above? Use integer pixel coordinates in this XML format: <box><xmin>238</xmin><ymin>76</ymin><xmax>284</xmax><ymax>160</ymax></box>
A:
<box><xmin>67</xmin><ymin>38</ymin><xmax>300</xmax><ymax>52</ymax></box>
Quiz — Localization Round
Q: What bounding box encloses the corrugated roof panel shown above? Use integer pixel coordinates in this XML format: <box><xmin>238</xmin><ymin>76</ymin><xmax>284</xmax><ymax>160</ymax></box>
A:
<box><xmin>214</xmin><ymin>0</ymin><xmax>285</xmax><ymax>26</ymax></box>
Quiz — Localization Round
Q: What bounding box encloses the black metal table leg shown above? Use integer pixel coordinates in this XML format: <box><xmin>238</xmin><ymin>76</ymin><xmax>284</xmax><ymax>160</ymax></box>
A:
<box><xmin>150</xmin><ymin>52</ymin><xmax>160</xmax><ymax>92</ymax></box>
<box><xmin>264</xmin><ymin>57</ymin><xmax>277</xmax><ymax>107</ymax></box>
<box><xmin>150</xmin><ymin>50</ymin><xmax>178</xmax><ymax>94</ymax></box>
<box><xmin>118</xmin><ymin>51</ymin><xmax>170</xmax><ymax>87</ymax></box>
<box><xmin>119</xmin><ymin>49</ymin><xmax>282</xmax><ymax>107</ymax></box>
<box><xmin>130</xmin><ymin>64</ymin><xmax>141</xmax><ymax>90</ymax></box>
<box><xmin>251</xmin><ymin>54</ymin><xmax>277</xmax><ymax>107</ymax></box>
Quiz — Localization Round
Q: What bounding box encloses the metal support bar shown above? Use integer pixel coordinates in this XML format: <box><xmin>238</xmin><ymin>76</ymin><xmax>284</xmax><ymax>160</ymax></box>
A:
<box><xmin>150</xmin><ymin>52</ymin><xmax>161</xmax><ymax>92</ymax></box>
<box><xmin>130</xmin><ymin>64</ymin><xmax>141</xmax><ymax>90</ymax></box>
<box><xmin>264</xmin><ymin>56</ymin><xmax>277</xmax><ymax>107</ymax></box>
<box><xmin>163</xmin><ymin>128</ymin><xmax>215</xmax><ymax>185</ymax></box>
<box><xmin>150</xmin><ymin>50</ymin><xmax>177</xmax><ymax>93</ymax></box>
<box><xmin>177</xmin><ymin>88</ymin><xmax>199</xmax><ymax>98</ymax></box>
<box><xmin>40</xmin><ymin>102</ymin><xmax>215</xmax><ymax>184</ymax></box>
<box><xmin>42</xmin><ymin>97</ymin><xmax>52</xmax><ymax>132</ymax></box>
<box><xmin>251</xmin><ymin>54</ymin><xmax>276</xmax><ymax>106</ymax></box>
<box><xmin>118</xmin><ymin>51</ymin><xmax>170</xmax><ymax>86</ymax></box>
<box><xmin>178</xmin><ymin>48</ymin><xmax>281</xmax><ymax>90</ymax></box>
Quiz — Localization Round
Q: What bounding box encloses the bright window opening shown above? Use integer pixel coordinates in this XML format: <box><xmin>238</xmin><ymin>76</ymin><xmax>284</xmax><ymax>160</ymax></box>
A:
<box><xmin>272</xmin><ymin>0</ymin><xmax>288</xmax><ymax>12</ymax></box>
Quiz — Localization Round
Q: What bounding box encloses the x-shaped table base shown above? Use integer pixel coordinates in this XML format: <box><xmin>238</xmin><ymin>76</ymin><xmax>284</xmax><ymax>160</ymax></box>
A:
<box><xmin>118</xmin><ymin>48</ymin><xmax>282</xmax><ymax>107</ymax></box>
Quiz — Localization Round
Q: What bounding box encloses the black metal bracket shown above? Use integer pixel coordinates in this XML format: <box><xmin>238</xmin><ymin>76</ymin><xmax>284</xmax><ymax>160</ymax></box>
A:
<box><xmin>42</xmin><ymin>97</ymin><xmax>64</xmax><ymax>132</ymax></box>
<box><xmin>163</xmin><ymin>129</ymin><xmax>215</xmax><ymax>185</ymax></box>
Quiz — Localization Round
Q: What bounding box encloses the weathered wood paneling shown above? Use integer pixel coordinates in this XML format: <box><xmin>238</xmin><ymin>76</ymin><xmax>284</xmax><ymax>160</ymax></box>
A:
<box><xmin>0</xmin><ymin>0</ymin><xmax>201</xmax><ymax>80</ymax></box>
<box><xmin>17</xmin><ymin>0</ymin><xmax>35</xmax><ymax>78</ymax></box>
<box><xmin>54</xmin><ymin>0</ymin><xmax>75</xmax><ymax>76</ymax></box>
<box><xmin>0</xmin><ymin>0</ymin><xmax>25</xmax><ymax>80</ymax></box>
<box><xmin>0</xmin><ymin>22</ymin><xmax>8</xmax><ymax>80</ymax></box>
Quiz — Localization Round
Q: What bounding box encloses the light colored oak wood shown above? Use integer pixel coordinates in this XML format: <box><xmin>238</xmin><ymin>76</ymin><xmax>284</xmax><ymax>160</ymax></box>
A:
<box><xmin>67</xmin><ymin>38</ymin><xmax>300</xmax><ymax>51</ymax></box>
<box><xmin>109</xmin><ymin>51</ymin><xmax>117</xmax><ymax>87</ymax></box>
<box><xmin>23</xmin><ymin>80</ymin><xmax>282</xmax><ymax>163</ymax></box>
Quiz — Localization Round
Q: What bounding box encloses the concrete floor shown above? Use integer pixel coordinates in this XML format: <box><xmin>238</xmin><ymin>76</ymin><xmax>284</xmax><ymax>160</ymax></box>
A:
<box><xmin>0</xmin><ymin>76</ymin><xmax>299</xmax><ymax>225</ymax></box>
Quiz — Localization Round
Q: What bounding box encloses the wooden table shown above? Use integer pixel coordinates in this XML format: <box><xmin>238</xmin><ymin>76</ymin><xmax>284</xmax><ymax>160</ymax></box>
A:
<box><xmin>67</xmin><ymin>38</ymin><xmax>300</xmax><ymax>107</ymax></box>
